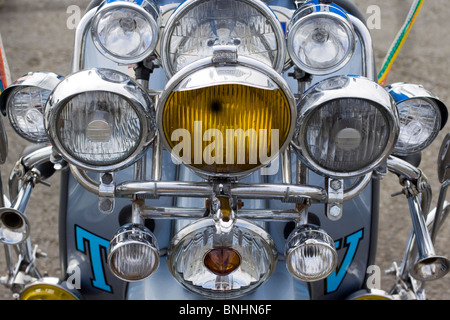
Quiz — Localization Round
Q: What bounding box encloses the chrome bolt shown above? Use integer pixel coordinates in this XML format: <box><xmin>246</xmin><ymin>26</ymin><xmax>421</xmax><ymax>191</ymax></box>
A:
<box><xmin>329</xmin><ymin>204</ymin><xmax>341</xmax><ymax>218</ymax></box>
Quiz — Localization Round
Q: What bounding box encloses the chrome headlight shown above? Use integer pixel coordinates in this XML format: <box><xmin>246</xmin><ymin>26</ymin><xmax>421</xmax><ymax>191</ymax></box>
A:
<box><xmin>386</xmin><ymin>82</ymin><xmax>448</xmax><ymax>156</ymax></box>
<box><xmin>158</xmin><ymin>49</ymin><xmax>295</xmax><ymax>178</ymax></box>
<box><xmin>0</xmin><ymin>72</ymin><xmax>63</xmax><ymax>142</ymax></box>
<box><xmin>91</xmin><ymin>0</ymin><xmax>160</xmax><ymax>64</ymax></box>
<box><xmin>167</xmin><ymin>218</ymin><xmax>277</xmax><ymax>299</ymax></box>
<box><xmin>108</xmin><ymin>223</ymin><xmax>160</xmax><ymax>282</ymax></box>
<box><xmin>285</xmin><ymin>224</ymin><xmax>337</xmax><ymax>281</ymax></box>
<box><xmin>45</xmin><ymin>68</ymin><xmax>156</xmax><ymax>172</ymax></box>
<box><xmin>292</xmin><ymin>76</ymin><xmax>399</xmax><ymax>178</ymax></box>
<box><xmin>160</xmin><ymin>0</ymin><xmax>286</xmax><ymax>77</ymax></box>
<box><xmin>287</xmin><ymin>3</ymin><xmax>355</xmax><ymax>75</ymax></box>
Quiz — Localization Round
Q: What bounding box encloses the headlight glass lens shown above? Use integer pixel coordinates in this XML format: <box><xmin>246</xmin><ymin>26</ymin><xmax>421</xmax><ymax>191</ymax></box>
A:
<box><xmin>160</xmin><ymin>64</ymin><xmax>293</xmax><ymax>176</ymax></box>
<box><xmin>285</xmin><ymin>226</ymin><xmax>337</xmax><ymax>281</ymax></box>
<box><xmin>394</xmin><ymin>98</ymin><xmax>441</xmax><ymax>156</ymax></box>
<box><xmin>293</xmin><ymin>76</ymin><xmax>398</xmax><ymax>177</ymax></box>
<box><xmin>287</xmin><ymin>5</ymin><xmax>355</xmax><ymax>74</ymax></box>
<box><xmin>45</xmin><ymin>68</ymin><xmax>155</xmax><ymax>172</ymax></box>
<box><xmin>56</xmin><ymin>91</ymin><xmax>142</xmax><ymax>166</ymax></box>
<box><xmin>91</xmin><ymin>0</ymin><xmax>159</xmax><ymax>64</ymax></box>
<box><xmin>161</xmin><ymin>0</ymin><xmax>286</xmax><ymax>76</ymax></box>
<box><xmin>7</xmin><ymin>86</ymin><xmax>50</xmax><ymax>142</ymax></box>
<box><xmin>167</xmin><ymin>218</ymin><xmax>277</xmax><ymax>299</ymax></box>
<box><xmin>304</xmin><ymin>98</ymin><xmax>390</xmax><ymax>173</ymax></box>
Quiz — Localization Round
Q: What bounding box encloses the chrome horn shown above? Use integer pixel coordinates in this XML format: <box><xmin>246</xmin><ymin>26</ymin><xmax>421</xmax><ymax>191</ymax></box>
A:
<box><xmin>404</xmin><ymin>180</ymin><xmax>450</xmax><ymax>281</ymax></box>
<box><xmin>0</xmin><ymin>179</ymin><xmax>33</xmax><ymax>245</ymax></box>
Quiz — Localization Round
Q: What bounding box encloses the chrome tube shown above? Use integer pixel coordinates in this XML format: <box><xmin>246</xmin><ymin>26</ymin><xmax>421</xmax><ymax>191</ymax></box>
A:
<box><xmin>69</xmin><ymin>165</ymin><xmax>100</xmax><ymax>195</ymax></box>
<box><xmin>71</xmin><ymin>8</ymin><xmax>96</xmax><ymax>73</ymax></box>
<box><xmin>8</xmin><ymin>146</ymin><xmax>53</xmax><ymax>201</ymax></box>
<box><xmin>115</xmin><ymin>180</ymin><xmax>327</xmax><ymax>202</ymax></box>
<box><xmin>230</xmin><ymin>183</ymin><xmax>327</xmax><ymax>202</ymax></box>
<box><xmin>387</xmin><ymin>156</ymin><xmax>422</xmax><ymax>181</ymax></box>
<box><xmin>141</xmin><ymin>206</ymin><xmax>305</xmax><ymax>221</ymax></box>
<box><xmin>431</xmin><ymin>179</ymin><xmax>450</xmax><ymax>242</ymax></box>
<box><xmin>350</xmin><ymin>15</ymin><xmax>375</xmax><ymax>80</ymax></box>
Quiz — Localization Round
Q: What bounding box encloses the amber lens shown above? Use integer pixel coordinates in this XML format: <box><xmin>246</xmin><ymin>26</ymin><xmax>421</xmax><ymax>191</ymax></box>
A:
<box><xmin>20</xmin><ymin>284</ymin><xmax>77</xmax><ymax>300</ymax></box>
<box><xmin>163</xmin><ymin>84</ymin><xmax>291</xmax><ymax>174</ymax></box>
<box><xmin>204</xmin><ymin>247</ymin><xmax>241</xmax><ymax>276</ymax></box>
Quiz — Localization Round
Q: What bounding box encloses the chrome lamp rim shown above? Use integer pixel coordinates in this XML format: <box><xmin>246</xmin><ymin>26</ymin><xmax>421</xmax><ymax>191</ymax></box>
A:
<box><xmin>159</xmin><ymin>0</ymin><xmax>287</xmax><ymax>78</ymax></box>
<box><xmin>91</xmin><ymin>0</ymin><xmax>161</xmax><ymax>65</ymax></box>
<box><xmin>45</xmin><ymin>68</ymin><xmax>156</xmax><ymax>172</ymax></box>
<box><xmin>293</xmin><ymin>75</ymin><xmax>399</xmax><ymax>178</ymax></box>
<box><xmin>156</xmin><ymin>52</ymin><xmax>297</xmax><ymax>179</ymax></box>
<box><xmin>385</xmin><ymin>82</ymin><xmax>448</xmax><ymax>130</ymax></box>
<box><xmin>287</xmin><ymin>3</ymin><xmax>356</xmax><ymax>75</ymax></box>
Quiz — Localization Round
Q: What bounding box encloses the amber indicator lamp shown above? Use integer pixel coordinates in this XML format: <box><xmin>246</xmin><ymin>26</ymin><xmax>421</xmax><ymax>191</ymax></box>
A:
<box><xmin>204</xmin><ymin>247</ymin><xmax>241</xmax><ymax>276</ymax></box>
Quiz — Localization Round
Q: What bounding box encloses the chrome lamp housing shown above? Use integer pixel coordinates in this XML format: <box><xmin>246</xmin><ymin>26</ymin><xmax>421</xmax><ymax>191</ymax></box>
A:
<box><xmin>108</xmin><ymin>223</ymin><xmax>160</xmax><ymax>282</ymax></box>
<box><xmin>160</xmin><ymin>0</ymin><xmax>287</xmax><ymax>77</ymax></box>
<box><xmin>157</xmin><ymin>46</ymin><xmax>296</xmax><ymax>178</ymax></box>
<box><xmin>91</xmin><ymin>0</ymin><xmax>161</xmax><ymax>64</ymax></box>
<box><xmin>292</xmin><ymin>75</ymin><xmax>399</xmax><ymax>178</ymax></box>
<box><xmin>167</xmin><ymin>218</ymin><xmax>278</xmax><ymax>299</ymax></box>
<box><xmin>45</xmin><ymin>68</ymin><xmax>156</xmax><ymax>172</ymax></box>
<box><xmin>287</xmin><ymin>2</ymin><xmax>355</xmax><ymax>75</ymax></box>
<box><xmin>386</xmin><ymin>82</ymin><xmax>448</xmax><ymax>156</ymax></box>
<box><xmin>0</xmin><ymin>71</ymin><xmax>63</xmax><ymax>143</ymax></box>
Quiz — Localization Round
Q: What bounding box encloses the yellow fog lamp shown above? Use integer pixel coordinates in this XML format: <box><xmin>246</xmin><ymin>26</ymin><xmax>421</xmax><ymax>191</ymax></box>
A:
<box><xmin>292</xmin><ymin>75</ymin><xmax>399</xmax><ymax>178</ymax></box>
<box><xmin>346</xmin><ymin>289</ymin><xmax>394</xmax><ymax>300</ymax></box>
<box><xmin>285</xmin><ymin>224</ymin><xmax>338</xmax><ymax>281</ymax></box>
<box><xmin>20</xmin><ymin>277</ymin><xmax>80</xmax><ymax>300</ymax></box>
<box><xmin>157</xmin><ymin>47</ymin><xmax>296</xmax><ymax>178</ymax></box>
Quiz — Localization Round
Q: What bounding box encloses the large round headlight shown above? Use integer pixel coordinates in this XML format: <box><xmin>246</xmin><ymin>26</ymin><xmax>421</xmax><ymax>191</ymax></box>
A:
<box><xmin>0</xmin><ymin>72</ymin><xmax>63</xmax><ymax>142</ymax></box>
<box><xmin>167</xmin><ymin>218</ymin><xmax>277</xmax><ymax>299</ymax></box>
<box><xmin>292</xmin><ymin>76</ymin><xmax>399</xmax><ymax>178</ymax></box>
<box><xmin>157</xmin><ymin>53</ymin><xmax>295</xmax><ymax>178</ymax></box>
<box><xmin>91</xmin><ymin>0</ymin><xmax>160</xmax><ymax>64</ymax></box>
<box><xmin>287</xmin><ymin>3</ymin><xmax>355</xmax><ymax>75</ymax></box>
<box><xmin>386</xmin><ymin>82</ymin><xmax>448</xmax><ymax>156</ymax></box>
<box><xmin>45</xmin><ymin>68</ymin><xmax>156</xmax><ymax>172</ymax></box>
<box><xmin>160</xmin><ymin>0</ymin><xmax>286</xmax><ymax>77</ymax></box>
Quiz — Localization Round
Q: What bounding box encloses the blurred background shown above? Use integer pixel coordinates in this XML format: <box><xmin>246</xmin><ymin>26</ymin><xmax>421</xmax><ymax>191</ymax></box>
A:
<box><xmin>0</xmin><ymin>0</ymin><xmax>448</xmax><ymax>300</ymax></box>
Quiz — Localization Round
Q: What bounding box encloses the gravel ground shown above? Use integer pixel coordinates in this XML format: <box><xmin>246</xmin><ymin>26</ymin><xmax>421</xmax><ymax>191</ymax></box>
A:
<box><xmin>0</xmin><ymin>0</ymin><xmax>448</xmax><ymax>300</ymax></box>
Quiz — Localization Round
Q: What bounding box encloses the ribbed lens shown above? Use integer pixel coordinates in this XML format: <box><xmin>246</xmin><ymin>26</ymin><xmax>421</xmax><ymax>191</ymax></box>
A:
<box><xmin>286</xmin><ymin>227</ymin><xmax>337</xmax><ymax>281</ymax></box>
<box><xmin>305</xmin><ymin>98</ymin><xmax>390</xmax><ymax>172</ymax></box>
<box><xmin>163</xmin><ymin>84</ymin><xmax>291</xmax><ymax>174</ymax></box>
<box><xmin>162</xmin><ymin>0</ymin><xmax>285</xmax><ymax>75</ymax></box>
<box><xmin>108</xmin><ymin>224</ymin><xmax>159</xmax><ymax>282</ymax></box>
<box><xmin>109</xmin><ymin>242</ymin><xmax>159</xmax><ymax>281</ymax></box>
<box><xmin>395</xmin><ymin>98</ymin><xmax>441</xmax><ymax>155</ymax></box>
<box><xmin>7</xmin><ymin>86</ymin><xmax>51</xmax><ymax>142</ymax></box>
<box><xmin>56</xmin><ymin>91</ymin><xmax>142</xmax><ymax>166</ymax></box>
